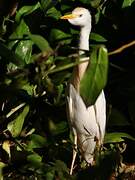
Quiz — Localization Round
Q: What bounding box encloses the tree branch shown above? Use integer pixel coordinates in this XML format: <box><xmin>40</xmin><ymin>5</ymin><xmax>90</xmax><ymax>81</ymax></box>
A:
<box><xmin>108</xmin><ymin>40</ymin><xmax>135</xmax><ymax>56</ymax></box>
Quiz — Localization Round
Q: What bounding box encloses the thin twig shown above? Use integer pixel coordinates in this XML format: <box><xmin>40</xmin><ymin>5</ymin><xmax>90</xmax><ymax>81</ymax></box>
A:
<box><xmin>108</xmin><ymin>40</ymin><xmax>135</xmax><ymax>56</ymax></box>
<box><xmin>47</xmin><ymin>58</ymin><xmax>89</xmax><ymax>75</ymax></box>
<box><xmin>6</xmin><ymin>103</ymin><xmax>26</xmax><ymax>118</ymax></box>
<box><xmin>7</xmin><ymin>37</ymin><xmax>30</xmax><ymax>42</ymax></box>
<box><xmin>1</xmin><ymin>102</ymin><xmax>5</xmax><ymax>111</ymax></box>
<box><xmin>110</xmin><ymin>62</ymin><xmax>126</xmax><ymax>71</ymax></box>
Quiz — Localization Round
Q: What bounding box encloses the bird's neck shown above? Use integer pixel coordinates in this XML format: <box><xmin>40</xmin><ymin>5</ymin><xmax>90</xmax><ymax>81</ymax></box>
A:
<box><xmin>79</xmin><ymin>26</ymin><xmax>91</xmax><ymax>53</ymax></box>
<box><xmin>71</xmin><ymin>25</ymin><xmax>91</xmax><ymax>91</ymax></box>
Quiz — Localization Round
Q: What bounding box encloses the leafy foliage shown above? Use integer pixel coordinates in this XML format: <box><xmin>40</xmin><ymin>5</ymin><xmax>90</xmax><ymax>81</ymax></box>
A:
<box><xmin>0</xmin><ymin>0</ymin><xmax>135</xmax><ymax>179</ymax></box>
<box><xmin>80</xmin><ymin>46</ymin><xmax>108</xmax><ymax>106</ymax></box>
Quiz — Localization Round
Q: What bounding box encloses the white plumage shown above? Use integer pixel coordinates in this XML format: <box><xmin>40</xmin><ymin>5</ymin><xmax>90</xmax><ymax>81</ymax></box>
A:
<box><xmin>61</xmin><ymin>7</ymin><xmax>106</xmax><ymax>174</ymax></box>
<box><xmin>67</xmin><ymin>84</ymin><xmax>99</xmax><ymax>163</ymax></box>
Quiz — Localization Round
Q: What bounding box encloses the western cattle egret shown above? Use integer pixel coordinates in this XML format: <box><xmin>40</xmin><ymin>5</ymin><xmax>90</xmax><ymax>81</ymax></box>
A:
<box><xmin>61</xmin><ymin>7</ymin><xmax>106</xmax><ymax>175</ymax></box>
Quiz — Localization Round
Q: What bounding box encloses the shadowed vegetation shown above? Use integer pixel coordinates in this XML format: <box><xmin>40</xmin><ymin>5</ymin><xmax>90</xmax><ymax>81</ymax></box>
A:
<box><xmin>0</xmin><ymin>0</ymin><xmax>135</xmax><ymax>179</ymax></box>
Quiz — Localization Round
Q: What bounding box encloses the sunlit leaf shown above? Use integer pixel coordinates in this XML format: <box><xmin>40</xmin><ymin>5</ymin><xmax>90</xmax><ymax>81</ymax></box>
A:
<box><xmin>122</xmin><ymin>0</ymin><xmax>135</xmax><ymax>8</ymax></box>
<box><xmin>80</xmin><ymin>46</ymin><xmax>108</xmax><ymax>106</ymax></box>
<box><xmin>2</xmin><ymin>141</ymin><xmax>11</xmax><ymax>158</ymax></box>
<box><xmin>7</xmin><ymin>105</ymin><xmax>29</xmax><ymax>137</ymax></box>
<box><xmin>25</xmin><ymin>128</ymin><xmax>35</xmax><ymax>137</ymax></box>
<box><xmin>0</xmin><ymin>162</ymin><xmax>6</xmax><ymax>180</ymax></box>
<box><xmin>8</xmin><ymin>19</ymin><xmax>32</xmax><ymax>64</ymax></box>
<box><xmin>22</xmin><ymin>84</ymin><xmax>35</xmax><ymax>96</ymax></box>
<box><xmin>15</xmin><ymin>2</ymin><xmax>40</xmax><ymax>23</ymax></box>
<box><xmin>15</xmin><ymin>40</ymin><xmax>33</xmax><ymax>64</ymax></box>
<box><xmin>104</xmin><ymin>132</ymin><xmax>135</xmax><ymax>143</ymax></box>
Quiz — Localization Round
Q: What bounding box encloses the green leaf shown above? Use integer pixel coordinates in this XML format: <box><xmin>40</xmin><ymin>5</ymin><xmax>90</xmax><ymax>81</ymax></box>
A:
<box><xmin>94</xmin><ymin>9</ymin><xmax>101</xmax><ymax>24</ymax></box>
<box><xmin>45</xmin><ymin>167</ymin><xmax>55</xmax><ymax>180</ymax></box>
<box><xmin>122</xmin><ymin>0</ymin><xmax>135</xmax><ymax>8</ymax></box>
<box><xmin>104</xmin><ymin>132</ymin><xmax>135</xmax><ymax>144</ymax></box>
<box><xmin>61</xmin><ymin>4</ymin><xmax>71</xmax><ymax>11</ymax></box>
<box><xmin>0</xmin><ymin>162</ymin><xmax>6</xmax><ymax>169</ymax></box>
<box><xmin>28</xmin><ymin>34</ymin><xmax>52</xmax><ymax>52</ymax></box>
<box><xmin>15</xmin><ymin>40</ymin><xmax>33</xmax><ymax>64</ymax></box>
<box><xmin>40</xmin><ymin>0</ymin><xmax>57</xmax><ymax>12</ymax></box>
<box><xmin>27</xmin><ymin>134</ymin><xmax>47</xmax><ymax>151</ymax></box>
<box><xmin>0</xmin><ymin>162</ymin><xmax>6</xmax><ymax>180</ymax></box>
<box><xmin>54</xmin><ymin>84</ymin><xmax>64</xmax><ymax>105</ymax></box>
<box><xmin>49</xmin><ymin>119</ymin><xmax>68</xmax><ymax>136</ymax></box>
<box><xmin>90</xmin><ymin>0</ymin><xmax>102</xmax><ymax>7</ymax></box>
<box><xmin>54</xmin><ymin>160</ymin><xmax>68</xmax><ymax>172</ymax></box>
<box><xmin>50</xmin><ymin>28</ymin><xmax>71</xmax><ymax>44</ymax></box>
<box><xmin>8</xmin><ymin>19</ymin><xmax>30</xmax><ymax>48</ymax></box>
<box><xmin>27</xmin><ymin>153</ymin><xmax>42</xmax><ymax>168</ymax></box>
<box><xmin>22</xmin><ymin>84</ymin><xmax>35</xmax><ymax>96</ymax></box>
<box><xmin>79</xmin><ymin>0</ymin><xmax>91</xmax><ymax>4</ymax></box>
<box><xmin>2</xmin><ymin>141</ymin><xmax>11</xmax><ymax>158</ymax></box>
<box><xmin>90</xmin><ymin>33</ymin><xmax>107</xmax><ymax>42</ymax></box>
<box><xmin>8</xmin><ymin>19</ymin><xmax>32</xmax><ymax>64</ymax></box>
<box><xmin>54</xmin><ymin>160</ymin><xmax>69</xmax><ymax>179</ymax></box>
<box><xmin>80</xmin><ymin>46</ymin><xmax>108</xmax><ymax>106</ymax></box>
<box><xmin>40</xmin><ymin>0</ymin><xmax>52</xmax><ymax>11</ymax></box>
<box><xmin>7</xmin><ymin>105</ymin><xmax>29</xmax><ymax>137</ymax></box>
<box><xmin>79</xmin><ymin>0</ymin><xmax>101</xmax><ymax>7</ymax></box>
<box><xmin>15</xmin><ymin>2</ymin><xmax>40</xmax><ymax>23</ymax></box>
<box><xmin>50</xmin><ymin>121</ymin><xmax>68</xmax><ymax>135</ymax></box>
<box><xmin>0</xmin><ymin>42</ymin><xmax>24</xmax><ymax>67</ymax></box>
<box><xmin>47</xmin><ymin>7</ymin><xmax>61</xmax><ymax>20</ymax></box>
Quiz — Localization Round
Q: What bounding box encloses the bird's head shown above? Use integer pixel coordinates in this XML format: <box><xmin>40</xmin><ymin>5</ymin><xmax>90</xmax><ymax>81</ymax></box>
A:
<box><xmin>61</xmin><ymin>7</ymin><xmax>91</xmax><ymax>28</ymax></box>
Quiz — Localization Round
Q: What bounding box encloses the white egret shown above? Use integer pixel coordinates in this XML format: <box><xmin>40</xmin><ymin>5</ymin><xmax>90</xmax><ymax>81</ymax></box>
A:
<box><xmin>61</xmin><ymin>7</ymin><xmax>106</xmax><ymax>175</ymax></box>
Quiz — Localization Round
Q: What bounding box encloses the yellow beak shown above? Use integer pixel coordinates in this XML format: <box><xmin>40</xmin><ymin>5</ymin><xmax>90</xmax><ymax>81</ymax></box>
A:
<box><xmin>60</xmin><ymin>14</ymin><xmax>78</xmax><ymax>20</ymax></box>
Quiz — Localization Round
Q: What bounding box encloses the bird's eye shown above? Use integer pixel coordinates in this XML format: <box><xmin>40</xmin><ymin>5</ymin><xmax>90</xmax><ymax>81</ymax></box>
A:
<box><xmin>79</xmin><ymin>14</ymin><xmax>83</xmax><ymax>17</ymax></box>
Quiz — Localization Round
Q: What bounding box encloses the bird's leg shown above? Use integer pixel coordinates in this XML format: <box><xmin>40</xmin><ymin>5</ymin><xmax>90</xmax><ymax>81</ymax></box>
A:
<box><xmin>70</xmin><ymin>130</ymin><xmax>77</xmax><ymax>175</ymax></box>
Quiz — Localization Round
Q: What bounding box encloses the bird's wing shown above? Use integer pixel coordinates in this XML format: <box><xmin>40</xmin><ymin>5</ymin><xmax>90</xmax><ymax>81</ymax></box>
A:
<box><xmin>68</xmin><ymin>84</ymin><xmax>99</xmax><ymax>163</ymax></box>
<box><xmin>68</xmin><ymin>84</ymin><xmax>99</xmax><ymax>137</ymax></box>
<box><xmin>78</xmin><ymin>133</ymin><xmax>96</xmax><ymax>164</ymax></box>
<box><xmin>94</xmin><ymin>90</ymin><xmax>106</xmax><ymax>143</ymax></box>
